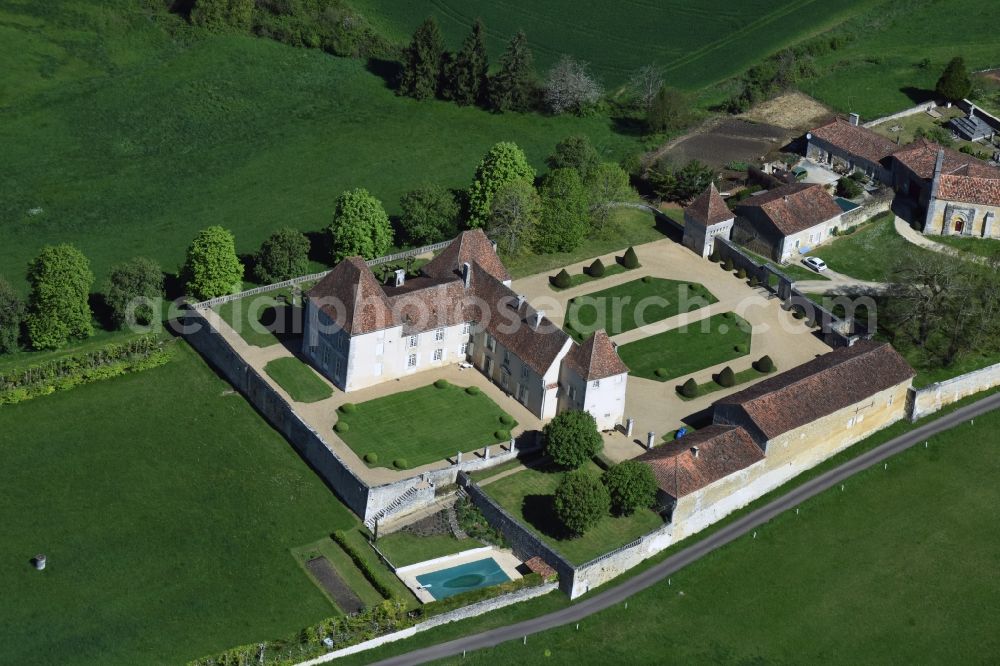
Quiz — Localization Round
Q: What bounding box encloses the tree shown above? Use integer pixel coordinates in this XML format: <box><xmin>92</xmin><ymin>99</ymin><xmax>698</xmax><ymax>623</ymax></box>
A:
<box><xmin>104</xmin><ymin>257</ymin><xmax>163</xmax><ymax>329</ymax></box>
<box><xmin>489</xmin><ymin>30</ymin><xmax>536</xmax><ymax>112</ymax></box>
<box><xmin>547</xmin><ymin>135</ymin><xmax>600</xmax><ymax>181</ymax></box>
<box><xmin>448</xmin><ymin>19</ymin><xmax>489</xmax><ymax>106</ymax></box>
<box><xmin>647</xmin><ymin>86</ymin><xmax>695</xmax><ymax>133</ymax></box>
<box><xmin>25</xmin><ymin>244</ymin><xmax>94</xmax><ymax>350</ymax></box>
<box><xmin>399</xmin><ymin>184</ymin><xmax>461</xmax><ymax>245</ymax></box>
<box><xmin>754</xmin><ymin>355</ymin><xmax>774</xmax><ymax>372</ymax></box>
<box><xmin>554</xmin><ymin>469</ymin><xmax>610</xmax><ymax>536</ymax></box>
<box><xmin>467</xmin><ymin>141</ymin><xmax>536</xmax><ymax>227</ymax></box>
<box><xmin>680</xmin><ymin>377</ymin><xmax>698</xmax><ymax>398</ymax></box>
<box><xmin>183</xmin><ymin>226</ymin><xmax>244</xmax><ymax>300</ymax></box>
<box><xmin>543</xmin><ymin>409</ymin><xmax>603</xmax><ymax>468</ymax></box>
<box><xmin>628</xmin><ymin>64</ymin><xmax>664</xmax><ymax>112</ymax></box>
<box><xmin>603</xmin><ymin>460</ymin><xmax>657</xmax><ymax>516</ymax></box>
<box><xmin>836</xmin><ymin>176</ymin><xmax>864</xmax><ymax>199</ymax></box>
<box><xmin>399</xmin><ymin>17</ymin><xmax>444</xmax><ymax>100</ymax></box>
<box><xmin>190</xmin><ymin>0</ymin><xmax>253</xmax><ymax>32</ymax></box>
<box><xmin>586</xmin><ymin>162</ymin><xmax>633</xmax><ymax>232</ymax></box>
<box><xmin>622</xmin><ymin>246</ymin><xmax>640</xmax><ymax>269</ymax></box>
<box><xmin>717</xmin><ymin>366</ymin><xmax>735</xmax><ymax>387</ymax></box>
<box><xmin>253</xmin><ymin>228</ymin><xmax>310</xmax><ymax>284</ymax></box>
<box><xmin>0</xmin><ymin>277</ymin><xmax>25</xmax><ymax>354</ymax></box>
<box><xmin>649</xmin><ymin>160</ymin><xmax>715</xmax><ymax>202</ymax></box>
<box><xmin>543</xmin><ymin>55</ymin><xmax>603</xmax><ymax>115</ymax></box>
<box><xmin>534</xmin><ymin>168</ymin><xmax>588</xmax><ymax>253</ymax></box>
<box><xmin>552</xmin><ymin>269</ymin><xmax>572</xmax><ymax>289</ymax></box>
<box><xmin>588</xmin><ymin>258</ymin><xmax>605</xmax><ymax>277</ymax></box>
<box><xmin>329</xmin><ymin>188</ymin><xmax>394</xmax><ymax>262</ymax></box>
<box><xmin>487</xmin><ymin>180</ymin><xmax>540</xmax><ymax>255</ymax></box>
<box><xmin>936</xmin><ymin>57</ymin><xmax>972</xmax><ymax>102</ymax></box>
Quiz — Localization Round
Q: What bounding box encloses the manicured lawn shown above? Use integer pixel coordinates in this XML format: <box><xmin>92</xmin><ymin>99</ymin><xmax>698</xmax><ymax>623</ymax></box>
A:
<box><xmin>375</xmin><ymin>532</ymin><xmax>482</xmax><ymax>568</ymax></box>
<box><xmin>549</xmin><ymin>262</ymin><xmax>631</xmax><ymax>291</ymax></box>
<box><xmin>292</xmin><ymin>538</ymin><xmax>385</xmax><ymax>611</ymax></box>
<box><xmin>264</xmin><ymin>356</ymin><xmax>333</xmax><ymax>403</ymax></box>
<box><xmin>215</xmin><ymin>289</ymin><xmax>299</xmax><ymax>348</ymax></box>
<box><xmin>335</xmin><ymin>527</ymin><xmax>420</xmax><ymax>607</ymax></box>
<box><xmin>809</xmin><ymin>213</ymin><xmax>931</xmax><ymax>282</ymax></box>
<box><xmin>564</xmin><ymin>277</ymin><xmax>717</xmax><ymax>342</ymax></box>
<box><xmin>618</xmin><ymin>312</ymin><xmax>752</xmax><ymax>382</ymax></box>
<box><xmin>736</xmin><ymin>245</ymin><xmax>829</xmax><ymax>283</ymax></box>
<box><xmin>679</xmin><ymin>365</ymin><xmax>775</xmax><ymax>400</ymax></box>
<box><xmin>334</xmin><ymin>383</ymin><xmax>517</xmax><ymax>470</ymax></box>
<box><xmin>483</xmin><ymin>460</ymin><xmax>664</xmax><ymax>565</ymax></box>
<box><xmin>0</xmin><ymin>342</ymin><xmax>360</xmax><ymax>666</ymax></box>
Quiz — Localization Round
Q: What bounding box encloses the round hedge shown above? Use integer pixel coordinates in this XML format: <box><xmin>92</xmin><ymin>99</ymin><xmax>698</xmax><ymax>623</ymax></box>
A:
<box><xmin>641</xmin><ymin>275</ymin><xmax>653</xmax><ymax>284</ymax></box>
<box><xmin>339</xmin><ymin>403</ymin><xmax>357</xmax><ymax>414</ymax></box>
<box><xmin>334</xmin><ymin>421</ymin><xmax>349</xmax><ymax>433</ymax></box>
<box><xmin>434</xmin><ymin>378</ymin><xmax>450</xmax><ymax>389</ymax></box>
<box><xmin>499</xmin><ymin>414</ymin><xmax>514</xmax><ymax>426</ymax></box>
<box><xmin>364</xmin><ymin>452</ymin><xmax>378</xmax><ymax>464</ymax></box>
<box><xmin>494</xmin><ymin>429</ymin><xmax>510</xmax><ymax>441</ymax></box>
<box><xmin>654</xmin><ymin>368</ymin><xmax>668</xmax><ymax>378</ymax></box>
<box><xmin>734</xmin><ymin>344</ymin><xmax>747</xmax><ymax>353</ymax></box>
<box><xmin>465</xmin><ymin>386</ymin><xmax>480</xmax><ymax>396</ymax></box>
<box><xmin>392</xmin><ymin>458</ymin><xmax>409</xmax><ymax>470</ymax></box>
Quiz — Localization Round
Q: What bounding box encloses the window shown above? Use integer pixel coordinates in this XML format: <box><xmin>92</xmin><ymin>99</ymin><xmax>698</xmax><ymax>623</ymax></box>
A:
<box><xmin>460</xmin><ymin>342</ymin><xmax>469</xmax><ymax>355</ymax></box>
<box><xmin>334</xmin><ymin>358</ymin><xmax>342</xmax><ymax>375</ymax></box>
<box><xmin>592</xmin><ymin>379</ymin><xmax>601</xmax><ymax>389</ymax></box>
<box><xmin>503</xmin><ymin>350</ymin><xmax>511</xmax><ymax>365</ymax></box>
<box><xmin>486</xmin><ymin>334</ymin><xmax>496</xmax><ymax>352</ymax></box>
<box><xmin>433</xmin><ymin>348</ymin><xmax>443</xmax><ymax>361</ymax></box>
<box><xmin>435</xmin><ymin>327</ymin><xmax>445</xmax><ymax>341</ymax></box>
<box><xmin>338</xmin><ymin>334</ymin><xmax>347</xmax><ymax>352</ymax></box>
<box><xmin>407</xmin><ymin>354</ymin><xmax>417</xmax><ymax>368</ymax></box>
<box><xmin>521</xmin><ymin>364</ymin><xmax>528</xmax><ymax>379</ymax></box>
<box><xmin>615</xmin><ymin>374</ymin><xmax>624</xmax><ymax>384</ymax></box>
<box><xmin>462</xmin><ymin>322</ymin><xmax>471</xmax><ymax>334</ymax></box>
<box><xmin>409</xmin><ymin>335</ymin><xmax>418</xmax><ymax>348</ymax></box>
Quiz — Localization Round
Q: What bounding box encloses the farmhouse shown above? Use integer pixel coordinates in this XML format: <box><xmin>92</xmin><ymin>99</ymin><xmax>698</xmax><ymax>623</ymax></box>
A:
<box><xmin>302</xmin><ymin>229</ymin><xmax>628</xmax><ymax>429</ymax></box>
<box><xmin>682</xmin><ymin>183</ymin><xmax>735</xmax><ymax>258</ymax></box>
<box><xmin>805</xmin><ymin>114</ymin><xmax>896</xmax><ymax>182</ymax></box>
<box><xmin>732</xmin><ymin>182</ymin><xmax>845</xmax><ymax>262</ymax></box>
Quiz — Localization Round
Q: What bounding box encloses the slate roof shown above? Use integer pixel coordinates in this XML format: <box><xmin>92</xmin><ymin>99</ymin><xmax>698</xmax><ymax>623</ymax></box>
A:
<box><xmin>936</xmin><ymin>174</ymin><xmax>1000</xmax><ymax>206</ymax></box>
<box><xmin>714</xmin><ymin>341</ymin><xmax>915</xmax><ymax>441</ymax></box>
<box><xmin>635</xmin><ymin>425</ymin><xmax>764</xmax><ymax>500</ymax></box>
<box><xmin>422</xmin><ymin>229</ymin><xmax>511</xmax><ymax>283</ymax></box>
<box><xmin>891</xmin><ymin>138</ymin><xmax>998</xmax><ymax>181</ymax></box>
<box><xmin>306</xmin><ymin>257</ymin><xmax>396</xmax><ymax>336</ymax></box>
<box><xmin>685</xmin><ymin>183</ymin><xmax>733</xmax><ymax>227</ymax></box>
<box><xmin>809</xmin><ymin>116</ymin><xmax>898</xmax><ymax>164</ymax></box>
<box><xmin>734</xmin><ymin>182</ymin><xmax>843</xmax><ymax>237</ymax></box>
<box><xmin>563</xmin><ymin>330</ymin><xmax>629</xmax><ymax>381</ymax></box>
<box><xmin>949</xmin><ymin>114</ymin><xmax>994</xmax><ymax>141</ymax></box>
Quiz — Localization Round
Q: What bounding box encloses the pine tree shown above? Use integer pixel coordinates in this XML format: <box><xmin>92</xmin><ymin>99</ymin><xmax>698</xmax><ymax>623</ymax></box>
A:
<box><xmin>399</xmin><ymin>17</ymin><xmax>444</xmax><ymax>100</ymax></box>
<box><xmin>489</xmin><ymin>30</ymin><xmax>536</xmax><ymax>112</ymax></box>
<box><xmin>449</xmin><ymin>19</ymin><xmax>489</xmax><ymax>106</ymax></box>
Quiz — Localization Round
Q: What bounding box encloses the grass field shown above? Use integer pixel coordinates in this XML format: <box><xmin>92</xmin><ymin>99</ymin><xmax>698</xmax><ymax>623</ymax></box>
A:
<box><xmin>438</xmin><ymin>405</ymin><xmax>1000</xmax><ymax>664</ymax></box>
<box><xmin>215</xmin><ymin>290</ymin><xmax>298</xmax><ymax>348</ymax></box>
<box><xmin>618</xmin><ymin>312</ymin><xmax>752</xmax><ymax>382</ymax></box>
<box><xmin>354</xmin><ymin>0</ymin><xmax>881</xmax><ymax>88</ymax></box>
<box><xmin>928</xmin><ymin>234</ymin><xmax>1000</xmax><ymax>261</ymax></box>
<box><xmin>809</xmin><ymin>213</ymin><xmax>931</xmax><ymax>281</ymax></box>
<box><xmin>375</xmin><ymin>532</ymin><xmax>481</xmax><ymax>568</ymax></box>
<box><xmin>334</xmin><ymin>383</ymin><xmax>516</xmax><ymax>469</ymax></box>
<box><xmin>265</xmin><ymin>356</ymin><xmax>333</xmax><ymax>403</ymax></box>
<box><xmin>0</xmin><ymin>342</ymin><xmax>360</xmax><ymax>666</ymax></box>
<box><xmin>736</xmin><ymin>244</ymin><xmax>829</xmax><ymax>283</ymax></box>
<box><xmin>483</xmin><ymin>460</ymin><xmax>664</xmax><ymax>565</ymax></box>
<box><xmin>564</xmin><ymin>277</ymin><xmax>717</xmax><ymax>342</ymax></box>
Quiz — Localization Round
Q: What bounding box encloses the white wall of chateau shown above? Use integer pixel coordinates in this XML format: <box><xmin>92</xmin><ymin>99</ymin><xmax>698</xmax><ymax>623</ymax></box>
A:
<box><xmin>558</xmin><ymin>367</ymin><xmax>628</xmax><ymax>431</ymax></box>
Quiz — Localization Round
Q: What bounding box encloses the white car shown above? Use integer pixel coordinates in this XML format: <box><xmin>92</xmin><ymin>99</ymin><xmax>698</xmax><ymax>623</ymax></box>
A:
<box><xmin>803</xmin><ymin>256</ymin><xmax>828</xmax><ymax>272</ymax></box>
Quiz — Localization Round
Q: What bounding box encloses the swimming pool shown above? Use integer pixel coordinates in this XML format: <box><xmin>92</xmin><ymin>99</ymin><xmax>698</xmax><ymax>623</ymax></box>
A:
<box><xmin>834</xmin><ymin>196</ymin><xmax>860</xmax><ymax>212</ymax></box>
<box><xmin>415</xmin><ymin>557</ymin><xmax>510</xmax><ymax>600</ymax></box>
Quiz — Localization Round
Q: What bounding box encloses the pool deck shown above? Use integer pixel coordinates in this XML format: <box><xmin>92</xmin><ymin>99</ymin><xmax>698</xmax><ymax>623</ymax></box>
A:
<box><xmin>395</xmin><ymin>547</ymin><xmax>523</xmax><ymax>604</ymax></box>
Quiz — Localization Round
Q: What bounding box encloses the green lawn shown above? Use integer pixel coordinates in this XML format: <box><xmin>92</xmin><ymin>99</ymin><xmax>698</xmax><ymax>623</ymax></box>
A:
<box><xmin>618</xmin><ymin>312</ymin><xmax>752</xmax><ymax>382</ymax></box>
<box><xmin>736</xmin><ymin>245</ymin><xmax>829</xmax><ymax>283</ymax></box>
<box><xmin>564</xmin><ymin>277</ymin><xmax>717</xmax><ymax>342</ymax></box>
<box><xmin>809</xmin><ymin>213</ymin><xmax>929</xmax><ymax>282</ymax></box>
<box><xmin>0</xmin><ymin>342</ymin><xmax>360</xmax><ymax>666</ymax></box>
<box><xmin>483</xmin><ymin>460</ymin><xmax>664</xmax><ymax>565</ymax></box>
<box><xmin>928</xmin><ymin>234</ymin><xmax>1000</xmax><ymax>261</ymax></box>
<box><xmin>292</xmin><ymin>537</ymin><xmax>385</xmax><ymax>610</ymax></box>
<box><xmin>334</xmin><ymin>383</ymin><xmax>517</xmax><ymax>470</ymax></box>
<box><xmin>335</xmin><ymin>527</ymin><xmax>421</xmax><ymax>606</ymax></box>
<box><xmin>549</xmin><ymin>262</ymin><xmax>631</xmax><ymax>291</ymax></box>
<box><xmin>680</xmin><ymin>365</ymin><xmax>775</xmax><ymax>400</ymax></box>
<box><xmin>215</xmin><ymin>289</ymin><xmax>299</xmax><ymax>348</ymax></box>
<box><xmin>264</xmin><ymin>356</ymin><xmax>333</xmax><ymax>403</ymax></box>
<box><xmin>375</xmin><ymin>532</ymin><xmax>481</xmax><ymax>568</ymax></box>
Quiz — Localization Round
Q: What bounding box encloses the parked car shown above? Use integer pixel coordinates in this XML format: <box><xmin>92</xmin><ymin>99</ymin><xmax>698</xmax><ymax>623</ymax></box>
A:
<box><xmin>803</xmin><ymin>256</ymin><xmax>828</xmax><ymax>272</ymax></box>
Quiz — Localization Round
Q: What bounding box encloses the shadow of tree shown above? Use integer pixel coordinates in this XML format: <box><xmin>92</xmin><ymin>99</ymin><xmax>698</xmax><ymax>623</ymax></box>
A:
<box><xmin>521</xmin><ymin>493</ymin><xmax>572</xmax><ymax>540</ymax></box>
<box><xmin>366</xmin><ymin>58</ymin><xmax>402</xmax><ymax>91</ymax></box>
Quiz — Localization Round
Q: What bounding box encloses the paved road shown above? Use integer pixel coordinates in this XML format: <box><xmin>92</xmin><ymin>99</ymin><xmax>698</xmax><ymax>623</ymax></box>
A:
<box><xmin>372</xmin><ymin>391</ymin><xmax>1000</xmax><ymax>666</ymax></box>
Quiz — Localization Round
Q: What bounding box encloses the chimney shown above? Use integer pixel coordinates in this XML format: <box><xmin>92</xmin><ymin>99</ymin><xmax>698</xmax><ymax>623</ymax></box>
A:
<box><xmin>394</xmin><ymin>268</ymin><xmax>406</xmax><ymax>287</ymax></box>
<box><xmin>462</xmin><ymin>262</ymin><xmax>471</xmax><ymax>288</ymax></box>
<box><xmin>516</xmin><ymin>294</ymin><xmax>526</xmax><ymax>310</ymax></box>
<box><xmin>848</xmin><ymin>112</ymin><xmax>860</xmax><ymax>126</ymax></box>
<box><xmin>533</xmin><ymin>310</ymin><xmax>545</xmax><ymax>329</ymax></box>
<box><xmin>490</xmin><ymin>240</ymin><xmax>498</xmax><ymax>253</ymax></box>
<box><xmin>970</xmin><ymin>105</ymin><xmax>977</xmax><ymax>118</ymax></box>
<box><xmin>783</xmin><ymin>195</ymin><xmax>789</xmax><ymax>203</ymax></box>
<box><xmin>691</xmin><ymin>446</ymin><xmax>700</xmax><ymax>458</ymax></box>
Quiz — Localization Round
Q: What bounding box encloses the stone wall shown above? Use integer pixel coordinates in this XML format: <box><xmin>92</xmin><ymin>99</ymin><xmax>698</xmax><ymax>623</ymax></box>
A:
<box><xmin>909</xmin><ymin>361</ymin><xmax>1000</xmax><ymax>421</ymax></box>
<box><xmin>840</xmin><ymin>190</ymin><xmax>894</xmax><ymax>227</ymax></box>
<box><xmin>863</xmin><ymin>101</ymin><xmax>938</xmax><ymax>128</ymax></box>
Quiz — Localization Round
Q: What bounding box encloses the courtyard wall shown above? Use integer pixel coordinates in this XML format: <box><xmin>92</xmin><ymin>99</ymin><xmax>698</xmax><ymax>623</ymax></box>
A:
<box><xmin>909</xmin><ymin>361</ymin><xmax>1000</xmax><ymax>421</ymax></box>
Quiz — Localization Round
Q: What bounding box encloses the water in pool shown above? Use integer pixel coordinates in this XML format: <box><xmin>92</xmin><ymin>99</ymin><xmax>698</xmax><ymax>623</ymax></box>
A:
<box><xmin>415</xmin><ymin>557</ymin><xmax>511</xmax><ymax>600</ymax></box>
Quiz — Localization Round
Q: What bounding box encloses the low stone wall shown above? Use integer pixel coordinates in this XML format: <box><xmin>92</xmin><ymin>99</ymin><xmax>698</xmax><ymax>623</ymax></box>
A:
<box><xmin>840</xmin><ymin>190</ymin><xmax>893</xmax><ymax>227</ymax></box>
<box><xmin>863</xmin><ymin>101</ymin><xmax>938</xmax><ymax>128</ymax></box>
<box><xmin>909</xmin><ymin>361</ymin><xmax>1000</xmax><ymax>421</ymax></box>
<box><xmin>568</xmin><ymin>522</ymin><xmax>674</xmax><ymax>598</ymax></box>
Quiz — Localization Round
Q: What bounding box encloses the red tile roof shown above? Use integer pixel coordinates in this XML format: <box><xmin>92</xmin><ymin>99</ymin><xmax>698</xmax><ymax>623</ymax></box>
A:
<box><xmin>422</xmin><ymin>229</ymin><xmax>511</xmax><ymax>283</ymax></box>
<box><xmin>523</xmin><ymin>556</ymin><xmax>557</xmax><ymax>580</ymax></box>
<box><xmin>809</xmin><ymin>116</ymin><xmax>898</xmax><ymax>164</ymax></box>
<box><xmin>563</xmin><ymin>330</ymin><xmax>628</xmax><ymax>381</ymax></box>
<box><xmin>735</xmin><ymin>182</ymin><xmax>843</xmax><ymax>236</ymax></box>
<box><xmin>714</xmin><ymin>341</ymin><xmax>914</xmax><ymax>441</ymax></box>
<box><xmin>936</xmin><ymin>174</ymin><xmax>1000</xmax><ymax>206</ymax></box>
<box><xmin>636</xmin><ymin>425</ymin><xmax>763</xmax><ymax>500</ymax></box>
<box><xmin>306</xmin><ymin>257</ymin><xmax>396</xmax><ymax>335</ymax></box>
<box><xmin>685</xmin><ymin>183</ymin><xmax>733</xmax><ymax>227</ymax></box>
<box><xmin>891</xmin><ymin>138</ymin><xmax>999</xmax><ymax>181</ymax></box>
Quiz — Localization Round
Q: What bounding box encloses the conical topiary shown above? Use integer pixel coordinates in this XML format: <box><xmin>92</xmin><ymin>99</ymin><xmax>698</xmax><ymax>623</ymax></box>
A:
<box><xmin>680</xmin><ymin>378</ymin><xmax>698</xmax><ymax>398</ymax></box>
<box><xmin>723</xmin><ymin>257</ymin><xmax>734</xmax><ymax>272</ymax></box>
<box><xmin>553</xmin><ymin>268</ymin><xmax>572</xmax><ymax>289</ymax></box>
<box><xmin>588</xmin><ymin>258</ymin><xmax>606</xmax><ymax>277</ymax></box>
<box><xmin>754</xmin><ymin>355</ymin><xmax>774</xmax><ymax>372</ymax></box>
<box><xmin>717</xmin><ymin>366</ymin><xmax>735</xmax><ymax>387</ymax></box>
<box><xmin>622</xmin><ymin>246</ymin><xmax>640</xmax><ymax>269</ymax></box>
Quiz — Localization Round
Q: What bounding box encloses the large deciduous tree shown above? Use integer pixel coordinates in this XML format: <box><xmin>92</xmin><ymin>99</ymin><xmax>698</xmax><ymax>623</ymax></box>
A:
<box><xmin>543</xmin><ymin>409</ymin><xmax>603</xmax><ymax>469</ymax></box>
<box><xmin>105</xmin><ymin>257</ymin><xmax>164</xmax><ymax>329</ymax></box>
<box><xmin>183</xmin><ymin>226</ymin><xmax>244</xmax><ymax>300</ymax></box>
<box><xmin>328</xmin><ymin>188</ymin><xmax>394</xmax><ymax>262</ymax></box>
<box><xmin>399</xmin><ymin>17</ymin><xmax>444</xmax><ymax>100</ymax></box>
<box><xmin>586</xmin><ymin>162</ymin><xmax>633</xmax><ymax>233</ymax></box>
<box><xmin>647</xmin><ymin>85</ymin><xmax>695</xmax><ymax>133</ymax></box>
<box><xmin>547</xmin><ymin>134</ymin><xmax>600</xmax><ymax>181</ymax></box>
<box><xmin>649</xmin><ymin>159</ymin><xmax>715</xmax><ymax>202</ymax></box>
<box><xmin>602</xmin><ymin>460</ymin><xmax>658</xmax><ymax>516</ymax></box>
<box><xmin>398</xmin><ymin>184</ymin><xmax>461</xmax><ymax>245</ymax></box>
<box><xmin>467</xmin><ymin>141</ymin><xmax>536</xmax><ymax>227</ymax></box>
<box><xmin>25</xmin><ymin>244</ymin><xmax>94</xmax><ymax>350</ymax></box>
<box><xmin>935</xmin><ymin>57</ymin><xmax>972</xmax><ymax>103</ymax></box>
<box><xmin>0</xmin><ymin>277</ymin><xmax>25</xmax><ymax>354</ymax></box>
<box><xmin>534</xmin><ymin>168</ymin><xmax>588</xmax><ymax>253</ymax></box>
<box><xmin>554</xmin><ymin>469</ymin><xmax>610</xmax><ymax>536</ymax></box>
<box><xmin>487</xmin><ymin>180</ymin><xmax>540</xmax><ymax>255</ymax></box>
<box><xmin>489</xmin><ymin>30</ymin><xmax>536</xmax><ymax>112</ymax></box>
<box><xmin>543</xmin><ymin>55</ymin><xmax>603</xmax><ymax>115</ymax></box>
<box><xmin>628</xmin><ymin>64</ymin><xmax>664</xmax><ymax>112</ymax></box>
<box><xmin>253</xmin><ymin>228</ymin><xmax>310</xmax><ymax>284</ymax></box>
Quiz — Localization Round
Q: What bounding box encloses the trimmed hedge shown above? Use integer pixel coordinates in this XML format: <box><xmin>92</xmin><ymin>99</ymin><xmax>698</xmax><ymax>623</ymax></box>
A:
<box><xmin>622</xmin><ymin>246</ymin><xmax>640</xmax><ymax>269</ymax></box>
<box><xmin>392</xmin><ymin>458</ymin><xmax>409</xmax><ymax>469</ymax></box>
<box><xmin>754</xmin><ymin>355</ymin><xmax>774</xmax><ymax>372</ymax></box>
<box><xmin>717</xmin><ymin>366</ymin><xmax>735</xmax><ymax>387</ymax></box>
<box><xmin>331</xmin><ymin>530</ymin><xmax>396</xmax><ymax>600</ymax></box>
<box><xmin>465</xmin><ymin>385</ymin><xmax>480</xmax><ymax>395</ymax></box>
<box><xmin>641</xmin><ymin>275</ymin><xmax>653</xmax><ymax>284</ymax></box>
<box><xmin>654</xmin><ymin>367</ymin><xmax>668</xmax><ymax>378</ymax></box>
<box><xmin>0</xmin><ymin>335</ymin><xmax>171</xmax><ymax>405</ymax></box>
<box><xmin>334</xmin><ymin>421</ymin><xmax>349</xmax><ymax>433</ymax></box>
<box><xmin>494</xmin><ymin>429</ymin><xmax>510</xmax><ymax>441</ymax></box>
<box><xmin>679</xmin><ymin>377</ymin><xmax>697</xmax><ymax>398</ymax></box>
<box><xmin>499</xmin><ymin>414</ymin><xmax>515</xmax><ymax>426</ymax></box>
<box><xmin>364</xmin><ymin>452</ymin><xmax>378</xmax><ymax>464</ymax></box>
<box><xmin>434</xmin><ymin>378</ymin><xmax>450</xmax><ymax>389</ymax></box>
<box><xmin>339</xmin><ymin>402</ymin><xmax>357</xmax><ymax>413</ymax></box>
<box><xmin>552</xmin><ymin>269</ymin><xmax>572</xmax><ymax>289</ymax></box>
<box><xmin>588</xmin><ymin>258</ymin><xmax>606</xmax><ymax>277</ymax></box>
